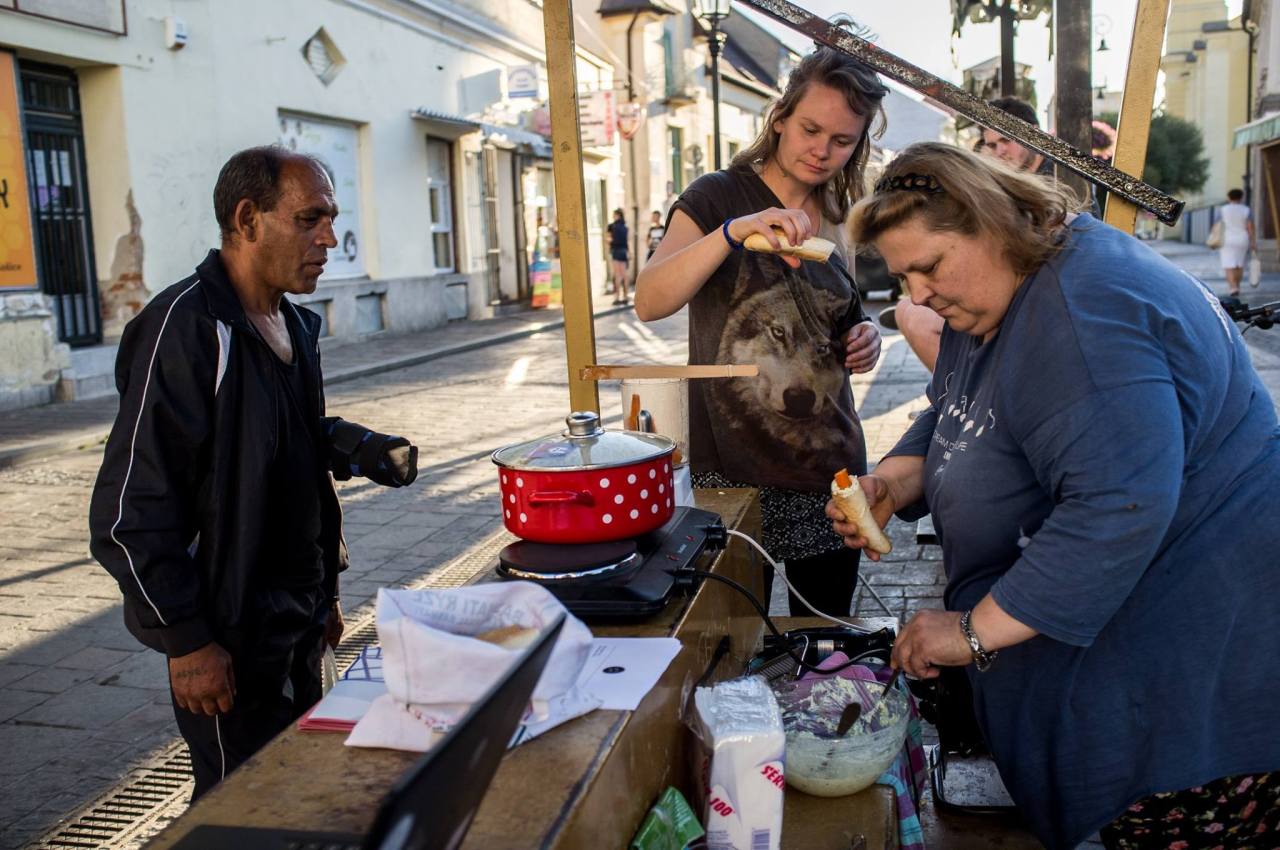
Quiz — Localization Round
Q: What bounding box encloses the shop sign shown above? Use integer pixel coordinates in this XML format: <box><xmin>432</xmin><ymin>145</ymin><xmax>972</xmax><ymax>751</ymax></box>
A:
<box><xmin>616</xmin><ymin>101</ymin><xmax>644</xmax><ymax>140</ymax></box>
<box><xmin>508</xmin><ymin>65</ymin><xmax>539</xmax><ymax>99</ymax></box>
<box><xmin>0</xmin><ymin>53</ymin><xmax>37</xmax><ymax>290</ymax></box>
<box><xmin>579</xmin><ymin>90</ymin><xmax>616</xmax><ymax>147</ymax></box>
<box><xmin>528</xmin><ymin>106</ymin><xmax>552</xmax><ymax>137</ymax></box>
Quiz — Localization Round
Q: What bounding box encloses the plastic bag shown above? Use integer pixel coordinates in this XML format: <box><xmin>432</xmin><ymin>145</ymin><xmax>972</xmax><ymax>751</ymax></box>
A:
<box><xmin>692</xmin><ymin>677</ymin><xmax>785</xmax><ymax>850</ymax></box>
<box><xmin>1249</xmin><ymin>253</ymin><xmax>1262</xmax><ymax>288</ymax></box>
<box><xmin>630</xmin><ymin>787</ymin><xmax>706</xmax><ymax>850</ymax></box>
<box><xmin>320</xmin><ymin>645</ymin><xmax>339</xmax><ymax>696</ymax></box>
<box><xmin>345</xmin><ymin>583</ymin><xmax>596</xmax><ymax>751</ymax></box>
<box><xmin>1206</xmin><ymin>219</ymin><xmax>1224</xmax><ymax>250</ymax></box>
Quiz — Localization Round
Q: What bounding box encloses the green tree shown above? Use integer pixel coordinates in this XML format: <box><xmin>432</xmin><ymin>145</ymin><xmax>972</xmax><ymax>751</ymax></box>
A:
<box><xmin>1099</xmin><ymin>111</ymin><xmax>1210</xmax><ymax>197</ymax></box>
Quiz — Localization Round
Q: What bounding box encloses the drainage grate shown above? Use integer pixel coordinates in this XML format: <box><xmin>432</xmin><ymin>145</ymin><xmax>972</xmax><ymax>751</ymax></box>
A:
<box><xmin>32</xmin><ymin>742</ymin><xmax>193</xmax><ymax>849</ymax></box>
<box><xmin>29</xmin><ymin>528</ymin><xmax>507</xmax><ymax>849</ymax></box>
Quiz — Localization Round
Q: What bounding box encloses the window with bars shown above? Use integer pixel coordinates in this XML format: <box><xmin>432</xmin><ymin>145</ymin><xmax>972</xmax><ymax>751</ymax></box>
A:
<box><xmin>425</xmin><ymin>137</ymin><xmax>455</xmax><ymax>273</ymax></box>
<box><xmin>18</xmin><ymin>61</ymin><xmax>102</xmax><ymax>347</ymax></box>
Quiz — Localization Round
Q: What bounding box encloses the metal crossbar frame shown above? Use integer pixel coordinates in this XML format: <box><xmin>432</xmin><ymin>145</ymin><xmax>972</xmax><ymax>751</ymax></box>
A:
<box><xmin>734</xmin><ymin>0</ymin><xmax>1183</xmax><ymax>226</ymax></box>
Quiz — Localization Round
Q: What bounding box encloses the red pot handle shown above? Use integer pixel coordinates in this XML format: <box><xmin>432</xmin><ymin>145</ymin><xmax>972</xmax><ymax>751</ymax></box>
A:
<box><xmin>529</xmin><ymin>490</ymin><xmax>594</xmax><ymax>506</ymax></box>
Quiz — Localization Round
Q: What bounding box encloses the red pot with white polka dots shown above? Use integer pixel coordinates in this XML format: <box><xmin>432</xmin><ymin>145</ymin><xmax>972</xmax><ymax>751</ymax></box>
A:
<box><xmin>491</xmin><ymin>411</ymin><xmax>677</xmax><ymax>544</ymax></box>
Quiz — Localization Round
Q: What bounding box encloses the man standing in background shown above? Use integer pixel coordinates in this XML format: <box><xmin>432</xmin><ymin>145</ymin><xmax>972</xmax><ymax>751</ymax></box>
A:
<box><xmin>884</xmin><ymin>96</ymin><xmax>1059</xmax><ymax>371</ymax></box>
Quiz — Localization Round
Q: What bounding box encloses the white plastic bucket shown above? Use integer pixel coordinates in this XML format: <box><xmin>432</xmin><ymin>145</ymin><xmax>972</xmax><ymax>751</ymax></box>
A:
<box><xmin>619</xmin><ymin>377</ymin><xmax>689</xmax><ymax>468</ymax></box>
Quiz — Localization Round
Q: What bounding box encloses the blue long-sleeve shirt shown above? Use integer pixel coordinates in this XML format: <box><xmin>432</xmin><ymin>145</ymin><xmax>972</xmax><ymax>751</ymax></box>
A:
<box><xmin>887</xmin><ymin>215</ymin><xmax>1280</xmax><ymax>848</ymax></box>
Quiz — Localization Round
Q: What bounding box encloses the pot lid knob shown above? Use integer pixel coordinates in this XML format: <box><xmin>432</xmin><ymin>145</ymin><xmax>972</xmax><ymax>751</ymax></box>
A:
<box><xmin>565</xmin><ymin>410</ymin><xmax>603</xmax><ymax>437</ymax></box>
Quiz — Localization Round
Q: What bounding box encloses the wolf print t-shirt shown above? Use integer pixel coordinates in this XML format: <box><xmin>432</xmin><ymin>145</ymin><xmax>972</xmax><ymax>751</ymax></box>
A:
<box><xmin>671</xmin><ymin>166</ymin><xmax>868</xmax><ymax>493</ymax></box>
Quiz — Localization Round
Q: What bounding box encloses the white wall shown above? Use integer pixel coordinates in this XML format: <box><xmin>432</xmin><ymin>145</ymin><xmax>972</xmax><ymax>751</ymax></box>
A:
<box><xmin>1</xmin><ymin>0</ymin><xmax>548</xmax><ymax>311</ymax></box>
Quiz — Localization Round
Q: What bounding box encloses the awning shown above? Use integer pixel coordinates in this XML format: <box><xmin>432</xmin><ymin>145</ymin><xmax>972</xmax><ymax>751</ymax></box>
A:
<box><xmin>411</xmin><ymin>108</ymin><xmax>482</xmax><ymax>139</ymax></box>
<box><xmin>597</xmin><ymin>0</ymin><xmax>680</xmax><ymax>17</ymax></box>
<box><xmin>1233</xmin><ymin>112</ymin><xmax>1280</xmax><ymax>148</ymax></box>
<box><xmin>482</xmin><ymin>123</ymin><xmax>553</xmax><ymax>159</ymax></box>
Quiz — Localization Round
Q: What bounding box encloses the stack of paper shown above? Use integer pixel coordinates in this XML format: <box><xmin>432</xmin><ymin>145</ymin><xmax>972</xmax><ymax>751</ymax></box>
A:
<box><xmin>298</xmin><ymin>647</ymin><xmax>388</xmax><ymax>732</ymax></box>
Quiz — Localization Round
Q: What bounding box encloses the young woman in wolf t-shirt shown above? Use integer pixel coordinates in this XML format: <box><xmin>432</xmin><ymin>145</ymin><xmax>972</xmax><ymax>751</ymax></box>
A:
<box><xmin>634</xmin><ymin>47</ymin><xmax>888</xmax><ymax>617</ymax></box>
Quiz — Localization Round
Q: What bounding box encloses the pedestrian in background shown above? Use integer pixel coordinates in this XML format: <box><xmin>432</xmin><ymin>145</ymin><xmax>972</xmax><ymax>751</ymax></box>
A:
<box><xmin>1218</xmin><ymin>188</ymin><xmax>1257</xmax><ymax>297</ymax></box>
<box><xmin>89</xmin><ymin>146</ymin><xmax>419</xmax><ymax>800</ymax></box>
<box><xmin>835</xmin><ymin>141</ymin><xmax>1280</xmax><ymax>850</ymax></box>
<box><xmin>889</xmin><ymin>96</ymin><xmax>1072</xmax><ymax>372</ymax></box>
<box><xmin>645</xmin><ymin>210</ymin><xmax>665</xmax><ymax>261</ymax></box>
<box><xmin>607</xmin><ymin>208</ymin><xmax>631</xmax><ymax>305</ymax></box>
<box><xmin>976</xmin><ymin>96</ymin><xmax>1053</xmax><ymax>176</ymax></box>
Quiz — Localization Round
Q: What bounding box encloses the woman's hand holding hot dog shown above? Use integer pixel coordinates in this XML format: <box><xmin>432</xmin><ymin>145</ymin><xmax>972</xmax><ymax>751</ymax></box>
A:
<box><xmin>825</xmin><ymin>454</ymin><xmax>924</xmax><ymax>561</ymax></box>
<box><xmin>727</xmin><ymin>207</ymin><xmax>815</xmax><ymax>269</ymax></box>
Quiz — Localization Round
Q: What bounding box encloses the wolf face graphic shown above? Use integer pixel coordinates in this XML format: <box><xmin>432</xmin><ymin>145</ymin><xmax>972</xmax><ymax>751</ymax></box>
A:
<box><xmin>707</xmin><ymin>263</ymin><xmax>852</xmax><ymax>472</ymax></box>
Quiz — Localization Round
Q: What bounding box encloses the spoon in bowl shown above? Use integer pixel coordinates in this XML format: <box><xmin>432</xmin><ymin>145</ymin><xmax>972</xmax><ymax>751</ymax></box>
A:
<box><xmin>852</xmin><ymin>667</ymin><xmax>902</xmax><ymax>734</ymax></box>
<box><xmin>834</xmin><ymin>700</ymin><xmax>862</xmax><ymax>736</ymax></box>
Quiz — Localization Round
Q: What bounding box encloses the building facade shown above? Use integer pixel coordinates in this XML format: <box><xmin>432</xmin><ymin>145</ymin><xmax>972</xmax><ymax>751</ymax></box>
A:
<box><xmin>1161</xmin><ymin>0</ymin><xmax>1251</xmax><ymax>218</ymax></box>
<box><xmin>0</xmin><ymin>0</ymin><xmax>620</xmax><ymax>410</ymax></box>
<box><xmin>588</xmin><ymin>0</ymin><xmax>793</xmax><ymax>275</ymax></box>
<box><xmin>1234</xmin><ymin>0</ymin><xmax>1279</xmax><ymax>269</ymax></box>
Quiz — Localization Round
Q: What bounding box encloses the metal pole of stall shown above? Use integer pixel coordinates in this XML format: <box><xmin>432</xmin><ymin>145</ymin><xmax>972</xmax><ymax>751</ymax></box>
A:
<box><xmin>1102</xmin><ymin>0</ymin><xmax>1170</xmax><ymax>234</ymax></box>
<box><xmin>999</xmin><ymin>1</ymin><xmax>1016</xmax><ymax>97</ymax></box>
<box><xmin>1054</xmin><ymin>0</ymin><xmax>1093</xmax><ymax>203</ymax></box>
<box><xmin>543</xmin><ymin>0</ymin><xmax>601</xmax><ymax>414</ymax></box>
<box><xmin>709</xmin><ymin>25</ymin><xmax>724</xmax><ymax>171</ymax></box>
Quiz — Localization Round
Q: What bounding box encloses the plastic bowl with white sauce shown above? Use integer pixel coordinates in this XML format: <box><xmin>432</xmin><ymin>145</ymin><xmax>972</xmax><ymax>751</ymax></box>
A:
<box><xmin>773</xmin><ymin>676</ymin><xmax>910</xmax><ymax>797</ymax></box>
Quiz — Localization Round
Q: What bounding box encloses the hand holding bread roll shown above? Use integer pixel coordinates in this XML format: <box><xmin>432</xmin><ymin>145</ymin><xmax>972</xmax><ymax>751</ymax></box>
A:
<box><xmin>831</xmin><ymin>468</ymin><xmax>892</xmax><ymax>555</ymax></box>
<box><xmin>743</xmin><ymin>227</ymin><xmax>835</xmax><ymax>262</ymax></box>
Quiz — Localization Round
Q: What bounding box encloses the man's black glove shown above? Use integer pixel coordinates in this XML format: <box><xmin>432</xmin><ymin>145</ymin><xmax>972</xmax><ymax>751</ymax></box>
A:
<box><xmin>326</xmin><ymin>419</ymin><xmax>419</xmax><ymax>487</ymax></box>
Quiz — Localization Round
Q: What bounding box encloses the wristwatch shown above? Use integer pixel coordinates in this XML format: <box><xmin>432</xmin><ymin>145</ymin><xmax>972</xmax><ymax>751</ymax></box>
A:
<box><xmin>959</xmin><ymin>609</ymin><xmax>999</xmax><ymax>672</ymax></box>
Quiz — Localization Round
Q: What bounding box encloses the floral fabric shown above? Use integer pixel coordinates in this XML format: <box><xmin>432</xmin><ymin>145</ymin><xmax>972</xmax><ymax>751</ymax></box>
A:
<box><xmin>1101</xmin><ymin>772</ymin><xmax>1280</xmax><ymax>850</ymax></box>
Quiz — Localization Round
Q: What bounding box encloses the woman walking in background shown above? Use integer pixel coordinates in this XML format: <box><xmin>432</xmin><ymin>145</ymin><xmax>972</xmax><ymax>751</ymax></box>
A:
<box><xmin>607</xmin><ymin>209</ymin><xmax>631</xmax><ymax>305</ymax></box>
<box><xmin>1219</xmin><ymin>188</ymin><xmax>1257</xmax><ymax>296</ymax></box>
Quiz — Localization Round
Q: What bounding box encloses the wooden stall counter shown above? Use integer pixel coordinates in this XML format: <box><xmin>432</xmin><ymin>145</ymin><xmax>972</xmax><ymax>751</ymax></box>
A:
<box><xmin>146</xmin><ymin>489</ymin><xmax>762</xmax><ymax>850</ymax></box>
<box><xmin>144</xmin><ymin>490</ymin><xmax>904</xmax><ymax>850</ymax></box>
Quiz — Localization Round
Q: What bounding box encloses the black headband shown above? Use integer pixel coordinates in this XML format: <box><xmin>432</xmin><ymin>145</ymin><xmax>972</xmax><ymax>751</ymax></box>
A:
<box><xmin>873</xmin><ymin>173</ymin><xmax>943</xmax><ymax>195</ymax></box>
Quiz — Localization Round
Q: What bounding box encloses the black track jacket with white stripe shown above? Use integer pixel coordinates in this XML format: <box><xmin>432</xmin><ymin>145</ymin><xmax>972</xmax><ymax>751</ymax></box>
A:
<box><xmin>89</xmin><ymin>250</ymin><xmax>350</xmax><ymax>658</ymax></box>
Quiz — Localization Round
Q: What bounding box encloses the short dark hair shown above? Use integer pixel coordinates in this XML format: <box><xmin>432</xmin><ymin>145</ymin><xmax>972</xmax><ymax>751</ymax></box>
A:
<box><xmin>213</xmin><ymin>145</ymin><xmax>327</xmax><ymax>239</ymax></box>
<box><xmin>1228</xmin><ymin>188</ymin><xmax>1245</xmax><ymax>201</ymax></box>
<box><xmin>988</xmin><ymin>96</ymin><xmax>1039</xmax><ymax>128</ymax></box>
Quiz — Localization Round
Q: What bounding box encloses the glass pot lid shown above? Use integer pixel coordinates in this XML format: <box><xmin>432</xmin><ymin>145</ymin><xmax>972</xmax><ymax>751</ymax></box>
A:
<box><xmin>491</xmin><ymin>411</ymin><xmax>674</xmax><ymax>472</ymax></box>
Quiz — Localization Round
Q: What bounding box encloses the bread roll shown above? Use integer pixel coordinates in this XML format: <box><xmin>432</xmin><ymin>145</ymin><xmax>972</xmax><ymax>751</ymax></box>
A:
<box><xmin>831</xmin><ymin>468</ymin><xmax>892</xmax><ymax>555</ymax></box>
<box><xmin>474</xmin><ymin>625</ymin><xmax>540</xmax><ymax>650</ymax></box>
<box><xmin>742</xmin><ymin>227</ymin><xmax>835</xmax><ymax>262</ymax></box>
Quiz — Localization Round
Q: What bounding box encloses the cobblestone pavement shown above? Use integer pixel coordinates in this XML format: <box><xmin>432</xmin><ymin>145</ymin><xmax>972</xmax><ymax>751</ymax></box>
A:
<box><xmin>1</xmin><ymin>239</ymin><xmax>1277</xmax><ymax>847</ymax></box>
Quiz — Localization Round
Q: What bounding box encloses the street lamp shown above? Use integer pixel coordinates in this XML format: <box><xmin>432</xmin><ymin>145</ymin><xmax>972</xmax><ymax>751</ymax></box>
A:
<box><xmin>1094</xmin><ymin>14</ymin><xmax>1112</xmax><ymax>53</ymax></box>
<box><xmin>692</xmin><ymin>0</ymin><xmax>731</xmax><ymax>171</ymax></box>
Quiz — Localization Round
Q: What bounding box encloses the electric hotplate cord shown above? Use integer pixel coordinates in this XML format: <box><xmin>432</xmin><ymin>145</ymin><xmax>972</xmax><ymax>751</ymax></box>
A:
<box><xmin>672</xmin><ymin>568</ymin><xmax>877</xmax><ymax>677</ymax></box>
<box><xmin>723</xmin><ymin>528</ymin><xmax>876</xmax><ymax>633</ymax></box>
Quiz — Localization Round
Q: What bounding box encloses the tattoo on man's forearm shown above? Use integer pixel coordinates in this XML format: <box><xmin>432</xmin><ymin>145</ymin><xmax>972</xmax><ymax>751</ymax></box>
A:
<box><xmin>173</xmin><ymin>667</ymin><xmax>206</xmax><ymax>680</ymax></box>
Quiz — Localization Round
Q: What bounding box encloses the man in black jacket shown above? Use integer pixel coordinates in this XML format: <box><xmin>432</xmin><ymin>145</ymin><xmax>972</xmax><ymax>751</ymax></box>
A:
<box><xmin>89</xmin><ymin>146</ymin><xmax>418</xmax><ymax>799</ymax></box>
